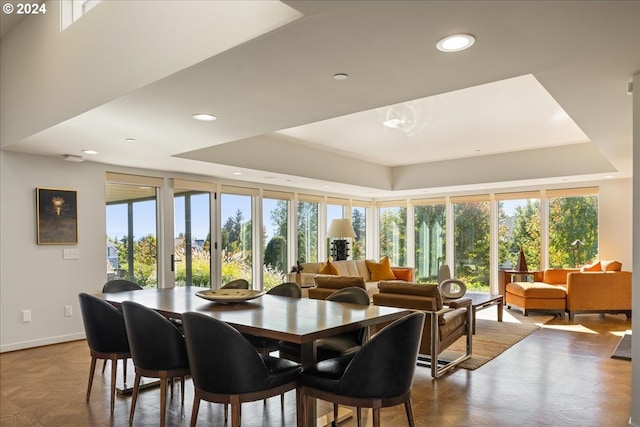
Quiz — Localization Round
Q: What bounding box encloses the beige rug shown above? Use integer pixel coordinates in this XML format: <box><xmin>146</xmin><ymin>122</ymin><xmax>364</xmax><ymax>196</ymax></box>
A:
<box><xmin>439</xmin><ymin>311</ymin><xmax>555</xmax><ymax>370</ymax></box>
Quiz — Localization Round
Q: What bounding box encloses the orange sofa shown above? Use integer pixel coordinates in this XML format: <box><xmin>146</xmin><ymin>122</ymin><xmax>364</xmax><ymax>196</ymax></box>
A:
<box><xmin>505</xmin><ymin>267</ymin><xmax>632</xmax><ymax>320</ymax></box>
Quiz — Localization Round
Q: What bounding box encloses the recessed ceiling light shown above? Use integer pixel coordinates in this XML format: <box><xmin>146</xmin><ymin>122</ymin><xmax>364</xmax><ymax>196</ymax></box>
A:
<box><xmin>322</xmin><ymin>185</ymin><xmax>330</xmax><ymax>188</ymax></box>
<box><xmin>82</xmin><ymin>149</ymin><xmax>99</xmax><ymax>155</ymax></box>
<box><xmin>333</xmin><ymin>73</ymin><xmax>349</xmax><ymax>81</ymax></box>
<box><xmin>436</xmin><ymin>33</ymin><xmax>476</xmax><ymax>52</ymax></box>
<box><xmin>192</xmin><ymin>113</ymin><xmax>217</xmax><ymax>121</ymax></box>
<box><xmin>125</xmin><ymin>138</ymin><xmax>136</xmax><ymax>143</ymax></box>
<box><xmin>605</xmin><ymin>175</ymin><xmax>616</xmax><ymax>179</ymax></box>
<box><xmin>232</xmin><ymin>172</ymin><xmax>243</xmax><ymax>175</ymax></box>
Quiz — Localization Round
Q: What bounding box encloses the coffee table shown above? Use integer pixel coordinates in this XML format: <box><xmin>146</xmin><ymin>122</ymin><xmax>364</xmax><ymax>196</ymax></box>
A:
<box><xmin>463</xmin><ymin>292</ymin><xmax>503</xmax><ymax>334</ymax></box>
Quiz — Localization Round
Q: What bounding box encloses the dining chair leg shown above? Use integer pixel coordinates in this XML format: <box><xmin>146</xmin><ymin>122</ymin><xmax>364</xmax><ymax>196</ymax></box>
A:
<box><xmin>224</xmin><ymin>404</ymin><xmax>228</xmax><ymax>422</ymax></box>
<box><xmin>129</xmin><ymin>373</ymin><xmax>141</xmax><ymax>425</ymax></box>
<box><xmin>404</xmin><ymin>398</ymin><xmax>415</xmax><ymax>427</ymax></box>
<box><xmin>372</xmin><ymin>408</ymin><xmax>381</xmax><ymax>427</ymax></box>
<box><xmin>123</xmin><ymin>358</ymin><xmax>127</xmax><ymax>384</ymax></box>
<box><xmin>160</xmin><ymin>377</ymin><xmax>168</xmax><ymax>427</ymax></box>
<box><xmin>189</xmin><ymin>394</ymin><xmax>200</xmax><ymax>427</ymax></box>
<box><xmin>180</xmin><ymin>376</ymin><xmax>185</xmax><ymax>405</ymax></box>
<box><xmin>333</xmin><ymin>403</ymin><xmax>339</xmax><ymax>427</ymax></box>
<box><xmin>280</xmin><ymin>392</ymin><xmax>285</xmax><ymax>411</ymax></box>
<box><xmin>356</xmin><ymin>407</ymin><xmax>362</xmax><ymax>427</ymax></box>
<box><xmin>296</xmin><ymin>387</ymin><xmax>304</xmax><ymax>427</ymax></box>
<box><xmin>230</xmin><ymin>397</ymin><xmax>241</xmax><ymax>427</ymax></box>
<box><xmin>109</xmin><ymin>356</ymin><xmax>117</xmax><ymax>414</ymax></box>
<box><xmin>86</xmin><ymin>356</ymin><xmax>97</xmax><ymax>402</ymax></box>
<box><xmin>101</xmin><ymin>359</ymin><xmax>106</xmax><ymax>374</ymax></box>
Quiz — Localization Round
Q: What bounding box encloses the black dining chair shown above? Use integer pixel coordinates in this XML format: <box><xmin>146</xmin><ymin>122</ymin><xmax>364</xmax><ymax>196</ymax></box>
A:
<box><xmin>78</xmin><ymin>292</ymin><xmax>131</xmax><ymax>414</ymax></box>
<box><xmin>266</xmin><ymin>282</ymin><xmax>302</xmax><ymax>298</ymax></box>
<box><xmin>246</xmin><ymin>282</ymin><xmax>302</xmax><ymax>356</ymax></box>
<box><xmin>298</xmin><ymin>311</ymin><xmax>425</xmax><ymax>427</ymax></box>
<box><xmin>279</xmin><ymin>286</ymin><xmax>370</xmax><ymax>362</ymax></box>
<box><xmin>102</xmin><ymin>279</ymin><xmax>143</xmax><ymax>293</ymax></box>
<box><xmin>100</xmin><ymin>279</ymin><xmax>142</xmax><ymax>374</ymax></box>
<box><xmin>121</xmin><ymin>301</ymin><xmax>191</xmax><ymax>427</ymax></box>
<box><xmin>182</xmin><ymin>311</ymin><xmax>302</xmax><ymax>427</ymax></box>
<box><xmin>221</xmin><ymin>278</ymin><xmax>250</xmax><ymax>289</ymax></box>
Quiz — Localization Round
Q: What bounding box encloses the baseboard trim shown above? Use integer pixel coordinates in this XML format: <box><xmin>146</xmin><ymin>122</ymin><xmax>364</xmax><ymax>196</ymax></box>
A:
<box><xmin>1</xmin><ymin>332</ymin><xmax>86</xmax><ymax>353</ymax></box>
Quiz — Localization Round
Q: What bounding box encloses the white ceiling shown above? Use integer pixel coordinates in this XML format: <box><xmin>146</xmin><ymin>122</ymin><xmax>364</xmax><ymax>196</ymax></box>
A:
<box><xmin>2</xmin><ymin>1</ymin><xmax>638</xmax><ymax>198</ymax></box>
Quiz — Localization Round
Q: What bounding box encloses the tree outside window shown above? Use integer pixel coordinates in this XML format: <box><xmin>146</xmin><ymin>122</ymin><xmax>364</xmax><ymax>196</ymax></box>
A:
<box><xmin>548</xmin><ymin>195</ymin><xmax>598</xmax><ymax>268</ymax></box>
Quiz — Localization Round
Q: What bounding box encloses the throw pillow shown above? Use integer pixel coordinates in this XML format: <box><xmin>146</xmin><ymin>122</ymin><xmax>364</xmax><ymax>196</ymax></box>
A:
<box><xmin>366</xmin><ymin>257</ymin><xmax>397</xmax><ymax>281</ymax></box>
<box><xmin>318</xmin><ymin>260</ymin><xmax>338</xmax><ymax>275</ymax></box>
<box><xmin>580</xmin><ymin>260</ymin><xmax>602</xmax><ymax>272</ymax></box>
<box><xmin>392</xmin><ymin>268</ymin><xmax>412</xmax><ymax>281</ymax></box>
<box><xmin>601</xmin><ymin>260</ymin><xmax>622</xmax><ymax>271</ymax></box>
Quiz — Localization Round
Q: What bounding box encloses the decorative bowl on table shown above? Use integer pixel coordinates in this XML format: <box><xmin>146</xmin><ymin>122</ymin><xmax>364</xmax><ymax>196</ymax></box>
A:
<box><xmin>195</xmin><ymin>289</ymin><xmax>265</xmax><ymax>303</ymax></box>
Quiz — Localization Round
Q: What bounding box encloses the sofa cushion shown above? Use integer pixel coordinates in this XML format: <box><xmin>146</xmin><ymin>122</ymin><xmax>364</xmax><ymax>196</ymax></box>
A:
<box><xmin>601</xmin><ymin>260</ymin><xmax>622</xmax><ymax>271</ymax></box>
<box><xmin>333</xmin><ymin>260</ymin><xmax>360</xmax><ymax>277</ymax></box>
<box><xmin>506</xmin><ymin>282</ymin><xmax>567</xmax><ymax>299</ymax></box>
<box><xmin>543</xmin><ymin>269</ymin><xmax>574</xmax><ymax>285</ymax></box>
<box><xmin>580</xmin><ymin>261</ymin><xmax>602</xmax><ymax>272</ymax></box>
<box><xmin>319</xmin><ymin>261</ymin><xmax>339</xmax><ymax>275</ymax></box>
<box><xmin>354</xmin><ymin>259</ymin><xmax>372</xmax><ymax>281</ymax></box>
<box><xmin>313</xmin><ymin>276</ymin><xmax>366</xmax><ymax>290</ymax></box>
<box><xmin>378</xmin><ymin>281</ymin><xmax>443</xmax><ymax>310</ymax></box>
<box><xmin>366</xmin><ymin>257</ymin><xmax>396</xmax><ymax>281</ymax></box>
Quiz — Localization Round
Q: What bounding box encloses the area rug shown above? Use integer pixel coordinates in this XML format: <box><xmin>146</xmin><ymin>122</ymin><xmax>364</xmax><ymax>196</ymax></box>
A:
<box><xmin>611</xmin><ymin>333</ymin><xmax>632</xmax><ymax>361</ymax></box>
<box><xmin>439</xmin><ymin>319</ymin><xmax>541</xmax><ymax>370</ymax></box>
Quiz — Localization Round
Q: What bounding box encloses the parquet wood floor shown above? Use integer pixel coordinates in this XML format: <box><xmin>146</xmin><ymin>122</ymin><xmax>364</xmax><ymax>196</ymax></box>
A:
<box><xmin>0</xmin><ymin>312</ymin><xmax>632</xmax><ymax>426</ymax></box>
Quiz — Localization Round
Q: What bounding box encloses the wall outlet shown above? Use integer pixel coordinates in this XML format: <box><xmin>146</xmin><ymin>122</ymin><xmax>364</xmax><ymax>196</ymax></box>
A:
<box><xmin>22</xmin><ymin>309</ymin><xmax>31</xmax><ymax>323</ymax></box>
<box><xmin>64</xmin><ymin>305</ymin><xmax>73</xmax><ymax>317</ymax></box>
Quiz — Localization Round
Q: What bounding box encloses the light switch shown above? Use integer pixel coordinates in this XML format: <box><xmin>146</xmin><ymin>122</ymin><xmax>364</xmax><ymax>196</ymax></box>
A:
<box><xmin>63</xmin><ymin>248</ymin><xmax>79</xmax><ymax>259</ymax></box>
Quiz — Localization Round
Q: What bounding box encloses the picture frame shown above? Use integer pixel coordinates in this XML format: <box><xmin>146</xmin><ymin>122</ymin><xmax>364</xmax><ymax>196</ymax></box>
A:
<box><xmin>36</xmin><ymin>187</ymin><xmax>78</xmax><ymax>245</ymax></box>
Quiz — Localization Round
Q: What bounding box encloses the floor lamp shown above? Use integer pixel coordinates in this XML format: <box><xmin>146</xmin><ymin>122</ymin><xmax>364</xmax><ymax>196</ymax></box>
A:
<box><xmin>327</xmin><ymin>219</ymin><xmax>356</xmax><ymax>261</ymax></box>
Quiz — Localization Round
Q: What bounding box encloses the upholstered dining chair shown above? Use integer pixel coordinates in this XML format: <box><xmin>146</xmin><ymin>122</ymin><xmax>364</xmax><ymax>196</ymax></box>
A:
<box><xmin>266</xmin><ymin>282</ymin><xmax>302</xmax><ymax>298</ymax></box>
<box><xmin>246</xmin><ymin>282</ymin><xmax>302</xmax><ymax>356</ymax></box>
<box><xmin>182</xmin><ymin>312</ymin><xmax>302</xmax><ymax>427</ymax></box>
<box><xmin>221</xmin><ymin>278</ymin><xmax>250</xmax><ymax>289</ymax></box>
<box><xmin>298</xmin><ymin>311</ymin><xmax>425</xmax><ymax>427</ymax></box>
<box><xmin>100</xmin><ymin>279</ymin><xmax>142</xmax><ymax>374</ymax></box>
<box><xmin>78</xmin><ymin>292</ymin><xmax>131</xmax><ymax>414</ymax></box>
<box><xmin>102</xmin><ymin>279</ymin><xmax>143</xmax><ymax>293</ymax></box>
<box><xmin>278</xmin><ymin>286</ymin><xmax>370</xmax><ymax>363</ymax></box>
<box><xmin>121</xmin><ymin>301</ymin><xmax>190</xmax><ymax>427</ymax></box>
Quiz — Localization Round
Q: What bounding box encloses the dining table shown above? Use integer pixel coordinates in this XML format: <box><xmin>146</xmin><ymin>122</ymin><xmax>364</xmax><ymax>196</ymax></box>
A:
<box><xmin>99</xmin><ymin>286</ymin><xmax>411</xmax><ymax>427</ymax></box>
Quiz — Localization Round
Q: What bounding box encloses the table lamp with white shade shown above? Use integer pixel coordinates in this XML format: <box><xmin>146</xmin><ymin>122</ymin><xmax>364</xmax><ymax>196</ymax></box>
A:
<box><xmin>327</xmin><ymin>219</ymin><xmax>356</xmax><ymax>261</ymax></box>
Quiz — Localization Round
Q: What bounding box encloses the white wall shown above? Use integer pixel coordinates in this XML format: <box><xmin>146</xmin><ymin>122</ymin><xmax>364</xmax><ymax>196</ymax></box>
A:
<box><xmin>0</xmin><ymin>151</ymin><xmax>635</xmax><ymax>352</ymax></box>
<box><xmin>598</xmin><ymin>178</ymin><xmax>633</xmax><ymax>270</ymax></box>
<box><xmin>0</xmin><ymin>152</ymin><xmax>107</xmax><ymax>352</ymax></box>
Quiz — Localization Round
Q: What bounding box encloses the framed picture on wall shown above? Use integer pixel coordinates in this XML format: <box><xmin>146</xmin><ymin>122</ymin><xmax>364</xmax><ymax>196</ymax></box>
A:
<box><xmin>36</xmin><ymin>187</ymin><xmax>78</xmax><ymax>245</ymax></box>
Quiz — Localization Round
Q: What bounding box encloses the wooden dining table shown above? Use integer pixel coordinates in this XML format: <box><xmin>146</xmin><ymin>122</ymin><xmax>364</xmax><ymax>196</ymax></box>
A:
<box><xmin>99</xmin><ymin>286</ymin><xmax>411</xmax><ymax>427</ymax></box>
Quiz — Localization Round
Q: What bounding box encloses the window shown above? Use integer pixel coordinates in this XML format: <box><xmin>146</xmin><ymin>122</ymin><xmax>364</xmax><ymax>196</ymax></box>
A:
<box><xmin>174</xmin><ymin>191</ymin><xmax>211</xmax><ymax>287</ymax></box>
<box><xmin>297</xmin><ymin>197</ymin><xmax>319</xmax><ymax>263</ymax></box>
<box><xmin>548</xmin><ymin>189</ymin><xmax>598</xmax><ymax>268</ymax></box>
<box><xmin>413</xmin><ymin>200</ymin><xmax>446</xmax><ymax>283</ymax></box>
<box><xmin>452</xmin><ymin>197</ymin><xmax>490</xmax><ymax>291</ymax></box>
<box><xmin>263</xmin><ymin>194</ymin><xmax>291</xmax><ymax>290</ymax></box>
<box><xmin>351</xmin><ymin>206</ymin><xmax>367</xmax><ymax>260</ymax></box>
<box><xmin>497</xmin><ymin>193</ymin><xmax>541</xmax><ymax>272</ymax></box>
<box><xmin>220</xmin><ymin>192</ymin><xmax>254</xmax><ymax>287</ymax></box>
<box><xmin>105</xmin><ymin>174</ymin><xmax>161</xmax><ymax>288</ymax></box>
<box><xmin>378</xmin><ymin>204</ymin><xmax>407</xmax><ymax>266</ymax></box>
<box><xmin>60</xmin><ymin>0</ymin><xmax>101</xmax><ymax>31</ymax></box>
